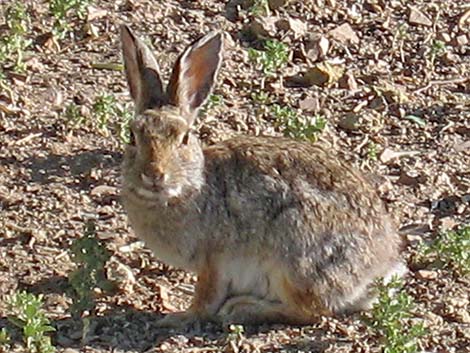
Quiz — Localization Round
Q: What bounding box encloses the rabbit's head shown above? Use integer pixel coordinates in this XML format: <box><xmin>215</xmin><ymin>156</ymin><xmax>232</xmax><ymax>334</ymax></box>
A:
<box><xmin>120</xmin><ymin>26</ymin><xmax>223</xmax><ymax>202</ymax></box>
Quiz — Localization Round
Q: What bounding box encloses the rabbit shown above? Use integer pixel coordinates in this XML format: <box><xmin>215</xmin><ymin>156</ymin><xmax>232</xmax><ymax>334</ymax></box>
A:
<box><xmin>119</xmin><ymin>25</ymin><xmax>408</xmax><ymax>328</ymax></box>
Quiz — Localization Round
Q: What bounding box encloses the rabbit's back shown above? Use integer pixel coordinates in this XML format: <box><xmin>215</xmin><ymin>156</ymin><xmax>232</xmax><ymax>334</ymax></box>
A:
<box><xmin>203</xmin><ymin>135</ymin><xmax>396</xmax><ymax>248</ymax></box>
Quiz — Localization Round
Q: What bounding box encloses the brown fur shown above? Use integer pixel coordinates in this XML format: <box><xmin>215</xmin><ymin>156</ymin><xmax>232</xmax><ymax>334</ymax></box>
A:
<box><xmin>119</xmin><ymin>26</ymin><xmax>407</xmax><ymax>328</ymax></box>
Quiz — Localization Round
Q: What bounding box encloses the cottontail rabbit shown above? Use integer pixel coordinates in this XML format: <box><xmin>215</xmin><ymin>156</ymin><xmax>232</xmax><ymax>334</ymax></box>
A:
<box><xmin>120</xmin><ymin>25</ymin><xmax>407</xmax><ymax>327</ymax></box>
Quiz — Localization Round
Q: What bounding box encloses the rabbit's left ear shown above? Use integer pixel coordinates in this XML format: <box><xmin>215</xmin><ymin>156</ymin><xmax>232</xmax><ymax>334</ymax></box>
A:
<box><xmin>120</xmin><ymin>25</ymin><xmax>166</xmax><ymax>113</ymax></box>
<box><xmin>167</xmin><ymin>31</ymin><xmax>224</xmax><ymax>125</ymax></box>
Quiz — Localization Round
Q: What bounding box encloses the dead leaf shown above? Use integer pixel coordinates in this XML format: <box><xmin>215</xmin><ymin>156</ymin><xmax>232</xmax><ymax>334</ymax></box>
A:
<box><xmin>304</xmin><ymin>62</ymin><xmax>345</xmax><ymax>87</ymax></box>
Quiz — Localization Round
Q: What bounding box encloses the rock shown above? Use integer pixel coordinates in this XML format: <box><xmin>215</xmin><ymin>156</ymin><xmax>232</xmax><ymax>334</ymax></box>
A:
<box><xmin>268</xmin><ymin>0</ymin><xmax>289</xmax><ymax>10</ymax></box>
<box><xmin>456</xmin><ymin>34</ymin><xmax>469</xmax><ymax>47</ymax></box>
<box><xmin>416</xmin><ymin>270</ymin><xmax>438</xmax><ymax>280</ymax></box>
<box><xmin>242</xmin><ymin>18</ymin><xmax>272</xmax><ymax>40</ymax></box>
<box><xmin>442</xmin><ymin>51</ymin><xmax>460</xmax><ymax>64</ymax></box>
<box><xmin>338</xmin><ymin>114</ymin><xmax>361</xmax><ymax>131</ymax></box>
<box><xmin>409</xmin><ymin>7</ymin><xmax>432</xmax><ymax>27</ymax></box>
<box><xmin>329</xmin><ymin>23</ymin><xmax>359</xmax><ymax>45</ymax></box>
<box><xmin>439</xmin><ymin>217</ymin><xmax>459</xmax><ymax>231</ymax></box>
<box><xmin>379</xmin><ymin>148</ymin><xmax>420</xmax><ymax>164</ymax></box>
<box><xmin>299</xmin><ymin>97</ymin><xmax>320</xmax><ymax>112</ymax></box>
<box><xmin>397</xmin><ymin>171</ymin><xmax>423</xmax><ymax>186</ymax></box>
<box><xmin>90</xmin><ymin>185</ymin><xmax>118</xmax><ymax>196</ymax></box>
<box><xmin>276</xmin><ymin>17</ymin><xmax>307</xmax><ymax>38</ymax></box>
<box><xmin>303</xmin><ymin>35</ymin><xmax>329</xmax><ymax>62</ymax></box>
<box><xmin>86</xmin><ymin>5</ymin><xmax>108</xmax><ymax>22</ymax></box>
<box><xmin>338</xmin><ymin>71</ymin><xmax>357</xmax><ymax>90</ymax></box>
<box><xmin>438</xmin><ymin>32</ymin><xmax>452</xmax><ymax>43</ymax></box>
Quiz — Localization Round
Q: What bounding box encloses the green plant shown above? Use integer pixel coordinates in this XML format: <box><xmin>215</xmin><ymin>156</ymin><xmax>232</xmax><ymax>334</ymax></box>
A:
<box><xmin>0</xmin><ymin>327</ymin><xmax>11</xmax><ymax>349</ymax></box>
<box><xmin>7</xmin><ymin>291</ymin><xmax>56</xmax><ymax>353</ymax></box>
<box><xmin>249</xmin><ymin>0</ymin><xmax>269</xmax><ymax>16</ymax></box>
<box><xmin>68</xmin><ymin>221</ymin><xmax>113</xmax><ymax>319</ymax></box>
<box><xmin>392</xmin><ymin>22</ymin><xmax>409</xmax><ymax>60</ymax></box>
<box><xmin>116</xmin><ymin>104</ymin><xmax>134</xmax><ymax>144</ymax></box>
<box><xmin>367</xmin><ymin>277</ymin><xmax>425</xmax><ymax>353</ymax></box>
<box><xmin>428</xmin><ymin>40</ymin><xmax>447</xmax><ymax>68</ymax></box>
<box><xmin>93</xmin><ymin>93</ymin><xmax>117</xmax><ymax>133</ymax></box>
<box><xmin>367</xmin><ymin>141</ymin><xmax>378</xmax><ymax>161</ymax></box>
<box><xmin>251</xmin><ymin>90</ymin><xmax>272</xmax><ymax>105</ymax></box>
<box><xmin>271</xmin><ymin>104</ymin><xmax>326</xmax><ymax>142</ymax></box>
<box><xmin>93</xmin><ymin>94</ymin><xmax>133</xmax><ymax>144</ymax></box>
<box><xmin>65</xmin><ymin>103</ymin><xmax>85</xmax><ymax>126</ymax></box>
<box><xmin>0</xmin><ymin>2</ymin><xmax>32</xmax><ymax>72</ymax></box>
<box><xmin>49</xmin><ymin>0</ymin><xmax>91</xmax><ymax>39</ymax></box>
<box><xmin>248</xmin><ymin>40</ymin><xmax>289</xmax><ymax>75</ymax></box>
<box><xmin>225</xmin><ymin>324</ymin><xmax>246</xmax><ymax>351</ymax></box>
<box><xmin>201</xmin><ymin>93</ymin><xmax>224</xmax><ymax>115</ymax></box>
<box><xmin>417</xmin><ymin>226</ymin><xmax>469</xmax><ymax>275</ymax></box>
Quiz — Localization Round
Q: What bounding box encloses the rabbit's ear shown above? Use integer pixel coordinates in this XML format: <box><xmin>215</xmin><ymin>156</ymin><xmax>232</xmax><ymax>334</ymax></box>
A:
<box><xmin>120</xmin><ymin>25</ymin><xmax>166</xmax><ymax>113</ymax></box>
<box><xmin>167</xmin><ymin>31</ymin><xmax>224</xmax><ymax>125</ymax></box>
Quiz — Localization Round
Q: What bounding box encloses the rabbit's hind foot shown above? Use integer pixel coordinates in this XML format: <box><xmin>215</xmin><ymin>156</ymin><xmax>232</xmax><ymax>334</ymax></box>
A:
<box><xmin>217</xmin><ymin>295</ymin><xmax>318</xmax><ymax>326</ymax></box>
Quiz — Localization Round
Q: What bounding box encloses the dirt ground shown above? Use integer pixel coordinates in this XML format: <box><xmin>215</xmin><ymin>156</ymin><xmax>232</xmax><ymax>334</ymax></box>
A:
<box><xmin>0</xmin><ymin>0</ymin><xmax>469</xmax><ymax>352</ymax></box>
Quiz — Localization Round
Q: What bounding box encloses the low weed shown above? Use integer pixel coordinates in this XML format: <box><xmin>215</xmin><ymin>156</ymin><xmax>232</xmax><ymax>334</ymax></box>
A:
<box><xmin>417</xmin><ymin>226</ymin><xmax>469</xmax><ymax>275</ymax></box>
<box><xmin>249</xmin><ymin>0</ymin><xmax>270</xmax><ymax>16</ymax></box>
<box><xmin>93</xmin><ymin>93</ymin><xmax>117</xmax><ymax>133</ymax></box>
<box><xmin>367</xmin><ymin>141</ymin><xmax>378</xmax><ymax>161</ymax></box>
<box><xmin>49</xmin><ymin>0</ymin><xmax>91</xmax><ymax>39</ymax></box>
<box><xmin>6</xmin><ymin>291</ymin><xmax>56</xmax><ymax>353</ymax></box>
<box><xmin>250</xmin><ymin>90</ymin><xmax>325</xmax><ymax>141</ymax></box>
<box><xmin>427</xmin><ymin>39</ymin><xmax>447</xmax><ymax>69</ymax></box>
<box><xmin>64</xmin><ymin>102</ymin><xmax>85</xmax><ymax>126</ymax></box>
<box><xmin>251</xmin><ymin>90</ymin><xmax>272</xmax><ymax>106</ymax></box>
<box><xmin>0</xmin><ymin>2</ymin><xmax>32</xmax><ymax>72</ymax></box>
<box><xmin>201</xmin><ymin>93</ymin><xmax>224</xmax><ymax>115</ymax></box>
<box><xmin>0</xmin><ymin>327</ymin><xmax>11</xmax><ymax>350</ymax></box>
<box><xmin>68</xmin><ymin>221</ymin><xmax>113</xmax><ymax>319</ymax></box>
<box><xmin>271</xmin><ymin>104</ymin><xmax>326</xmax><ymax>142</ymax></box>
<box><xmin>248</xmin><ymin>40</ymin><xmax>289</xmax><ymax>75</ymax></box>
<box><xmin>92</xmin><ymin>93</ymin><xmax>133</xmax><ymax>143</ymax></box>
<box><xmin>225</xmin><ymin>324</ymin><xmax>246</xmax><ymax>351</ymax></box>
<box><xmin>366</xmin><ymin>277</ymin><xmax>425</xmax><ymax>353</ymax></box>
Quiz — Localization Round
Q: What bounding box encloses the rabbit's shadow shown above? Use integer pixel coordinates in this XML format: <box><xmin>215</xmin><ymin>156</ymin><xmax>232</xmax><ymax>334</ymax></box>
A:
<box><xmin>1</xmin><ymin>301</ymin><xmax>333</xmax><ymax>352</ymax></box>
<box><xmin>53</xmin><ymin>307</ymin><xmax>334</xmax><ymax>352</ymax></box>
<box><xmin>0</xmin><ymin>148</ymin><xmax>122</xmax><ymax>193</ymax></box>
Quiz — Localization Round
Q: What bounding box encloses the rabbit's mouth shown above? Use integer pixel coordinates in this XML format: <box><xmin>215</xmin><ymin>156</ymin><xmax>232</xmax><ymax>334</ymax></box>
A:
<box><xmin>128</xmin><ymin>172</ymin><xmax>183</xmax><ymax>203</ymax></box>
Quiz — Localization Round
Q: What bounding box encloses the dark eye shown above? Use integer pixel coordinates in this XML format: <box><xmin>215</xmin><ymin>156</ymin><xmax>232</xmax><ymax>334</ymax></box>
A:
<box><xmin>181</xmin><ymin>133</ymin><xmax>190</xmax><ymax>145</ymax></box>
<box><xmin>129</xmin><ymin>130</ymin><xmax>136</xmax><ymax>146</ymax></box>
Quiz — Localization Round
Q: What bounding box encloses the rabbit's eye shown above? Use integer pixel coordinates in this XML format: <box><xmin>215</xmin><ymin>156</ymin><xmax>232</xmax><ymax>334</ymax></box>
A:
<box><xmin>129</xmin><ymin>131</ymin><xmax>136</xmax><ymax>146</ymax></box>
<box><xmin>181</xmin><ymin>133</ymin><xmax>190</xmax><ymax>145</ymax></box>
